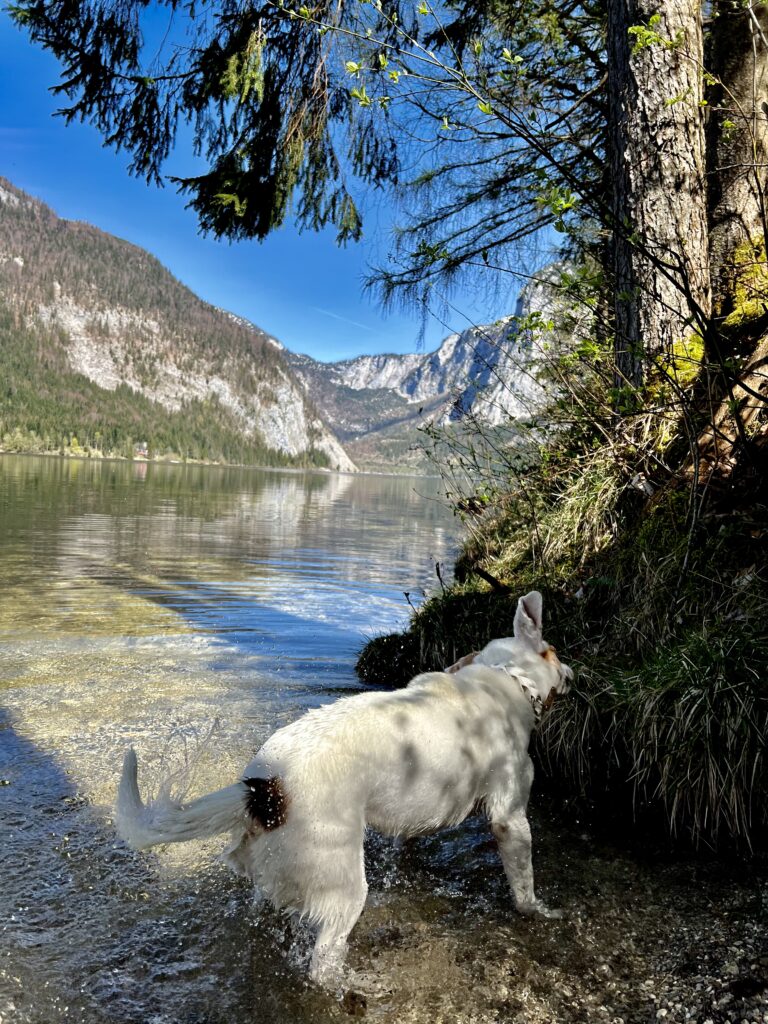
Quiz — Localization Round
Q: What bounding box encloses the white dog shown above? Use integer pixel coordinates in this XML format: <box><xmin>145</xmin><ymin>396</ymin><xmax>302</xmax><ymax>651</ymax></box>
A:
<box><xmin>116</xmin><ymin>591</ymin><xmax>571</xmax><ymax>983</ymax></box>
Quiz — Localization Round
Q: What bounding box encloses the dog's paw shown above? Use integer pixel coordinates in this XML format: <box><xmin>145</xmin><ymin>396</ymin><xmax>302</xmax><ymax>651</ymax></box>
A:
<box><xmin>517</xmin><ymin>899</ymin><xmax>563</xmax><ymax>920</ymax></box>
<box><xmin>341</xmin><ymin>989</ymin><xmax>368</xmax><ymax>1017</ymax></box>
<box><xmin>309</xmin><ymin>962</ymin><xmax>344</xmax><ymax>989</ymax></box>
<box><xmin>536</xmin><ymin>904</ymin><xmax>564</xmax><ymax>920</ymax></box>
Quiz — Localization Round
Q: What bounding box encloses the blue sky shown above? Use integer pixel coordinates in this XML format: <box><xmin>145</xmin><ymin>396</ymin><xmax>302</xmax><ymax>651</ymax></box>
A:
<box><xmin>0</xmin><ymin>12</ymin><xmax>525</xmax><ymax>362</ymax></box>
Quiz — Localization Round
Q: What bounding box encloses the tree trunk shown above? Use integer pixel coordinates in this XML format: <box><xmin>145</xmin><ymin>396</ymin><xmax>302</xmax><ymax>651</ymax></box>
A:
<box><xmin>607</xmin><ymin>0</ymin><xmax>711</xmax><ymax>387</ymax></box>
<box><xmin>707</xmin><ymin>0</ymin><xmax>768</xmax><ymax>322</ymax></box>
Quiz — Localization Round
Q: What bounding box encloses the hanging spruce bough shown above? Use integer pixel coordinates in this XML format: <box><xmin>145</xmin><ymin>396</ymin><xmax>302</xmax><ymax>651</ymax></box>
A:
<box><xmin>8</xmin><ymin>0</ymin><xmax>607</xmax><ymax>274</ymax></box>
<box><xmin>8</xmin><ymin>0</ymin><xmax>404</xmax><ymax>242</ymax></box>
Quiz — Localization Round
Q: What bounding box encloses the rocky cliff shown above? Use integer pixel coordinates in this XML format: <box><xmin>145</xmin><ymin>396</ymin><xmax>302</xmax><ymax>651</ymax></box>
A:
<box><xmin>0</xmin><ymin>180</ymin><xmax>355</xmax><ymax>471</ymax></box>
<box><xmin>286</xmin><ymin>267</ymin><xmax>577</xmax><ymax>470</ymax></box>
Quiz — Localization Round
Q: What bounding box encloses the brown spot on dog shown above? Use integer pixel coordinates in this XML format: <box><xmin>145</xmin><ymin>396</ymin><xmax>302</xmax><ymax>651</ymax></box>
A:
<box><xmin>243</xmin><ymin>776</ymin><xmax>289</xmax><ymax>830</ymax></box>
<box><xmin>540</xmin><ymin>645</ymin><xmax>561</xmax><ymax>667</ymax></box>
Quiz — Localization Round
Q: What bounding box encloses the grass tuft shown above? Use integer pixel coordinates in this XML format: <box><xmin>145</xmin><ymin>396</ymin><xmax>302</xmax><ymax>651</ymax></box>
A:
<box><xmin>538</xmin><ymin>623</ymin><xmax>768</xmax><ymax>848</ymax></box>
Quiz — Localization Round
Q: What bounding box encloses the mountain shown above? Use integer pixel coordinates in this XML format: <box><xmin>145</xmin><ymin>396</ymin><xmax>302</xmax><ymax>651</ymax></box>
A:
<box><xmin>0</xmin><ymin>177</ymin><xmax>574</xmax><ymax>475</ymax></box>
<box><xmin>0</xmin><ymin>179</ymin><xmax>355</xmax><ymax>472</ymax></box>
<box><xmin>285</xmin><ymin>268</ymin><xmax>576</xmax><ymax>471</ymax></box>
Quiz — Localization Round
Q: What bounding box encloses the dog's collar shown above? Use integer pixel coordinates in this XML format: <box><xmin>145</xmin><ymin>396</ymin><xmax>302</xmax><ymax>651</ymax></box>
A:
<box><xmin>519</xmin><ymin>676</ymin><xmax>546</xmax><ymax>721</ymax></box>
<box><xmin>495</xmin><ymin>666</ymin><xmax>552</xmax><ymax>722</ymax></box>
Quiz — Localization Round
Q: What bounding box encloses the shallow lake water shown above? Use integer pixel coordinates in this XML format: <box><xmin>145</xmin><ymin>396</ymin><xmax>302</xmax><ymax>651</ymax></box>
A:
<box><xmin>1</xmin><ymin>455</ymin><xmax>765</xmax><ymax>1024</ymax></box>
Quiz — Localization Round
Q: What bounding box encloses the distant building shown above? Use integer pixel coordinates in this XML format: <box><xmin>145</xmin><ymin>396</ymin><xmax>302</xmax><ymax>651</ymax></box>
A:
<box><xmin>134</xmin><ymin>442</ymin><xmax>149</xmax><ymax>458</ymax></box>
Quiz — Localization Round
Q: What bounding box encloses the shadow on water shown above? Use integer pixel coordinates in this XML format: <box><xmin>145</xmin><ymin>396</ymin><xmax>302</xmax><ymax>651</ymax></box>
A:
<box><xmin>87</xmin><ymin>565</ymin><xmax>365</xmax><ymax>673</ymax></box>
<box><xmin>76</xmin><ymin>563</ymin><xmax>375</xmax><ymax>705</ymax></box>
<box><xmin>0</xmin><ymin>708</ymin><xmax>351</xmax><ymax>1024</ymax></box>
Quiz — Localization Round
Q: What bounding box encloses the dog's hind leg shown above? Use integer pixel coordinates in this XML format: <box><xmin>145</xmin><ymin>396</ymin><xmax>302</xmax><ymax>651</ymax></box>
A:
<box><xmin>306</xmin><ymin>836</ymin><xmax>368</xmax><ymax>987</ymax></box>
<box><xmin>301</xmin><ymin>819</ymin><xmax>370</xmax><ymax>985</ymax></box>
<box><xmin>308</xmin><ymin>884</ymin><xmax>368</xmax><ymax>986</ymax></box>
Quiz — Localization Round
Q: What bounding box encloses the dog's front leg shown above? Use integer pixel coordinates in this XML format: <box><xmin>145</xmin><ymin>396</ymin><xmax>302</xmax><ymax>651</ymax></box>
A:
<box><xmin>490</xmin><ymin>809</ymin><xmax>562</xmax><ymax>919</ymax></box>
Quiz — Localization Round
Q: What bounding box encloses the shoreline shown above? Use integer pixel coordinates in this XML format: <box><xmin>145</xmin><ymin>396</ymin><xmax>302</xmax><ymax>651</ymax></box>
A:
<box><xmin>0</xmin><ymin>447</ymin><xmax>440</xmax><ymax>480</ymax></box>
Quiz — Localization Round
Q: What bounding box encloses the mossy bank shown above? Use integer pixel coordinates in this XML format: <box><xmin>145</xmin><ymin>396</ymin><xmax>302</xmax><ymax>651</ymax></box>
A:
<box><xmin>357</xmin><ymin>331</ymin><xmax>768</xmax><ymax>851</ymax></box>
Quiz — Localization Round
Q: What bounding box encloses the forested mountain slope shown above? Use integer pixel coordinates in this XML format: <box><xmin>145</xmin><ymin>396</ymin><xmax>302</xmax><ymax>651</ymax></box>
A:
<box><xmin>0</xmin><ymin>180</ymin><xmax>354</xmax><ymax>471</ymax></box>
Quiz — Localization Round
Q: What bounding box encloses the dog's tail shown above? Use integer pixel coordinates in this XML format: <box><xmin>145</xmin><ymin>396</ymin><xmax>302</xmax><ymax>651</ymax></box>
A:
<box><xmin>116</xmin><ymin>747</ymin><xmax>248</xmax><ymax>851</ymax></box>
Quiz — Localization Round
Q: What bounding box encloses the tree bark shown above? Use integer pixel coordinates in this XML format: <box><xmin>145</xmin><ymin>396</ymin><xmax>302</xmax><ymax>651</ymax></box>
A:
<box><xmin>607</xmin><ymin>0</ymin><xmax>711</xmax><ymax>387</ymax></box>
<box><xmin>707</xmin><ymin>0</ymin><xmax>768</xmax><ymax>321</ymax></box>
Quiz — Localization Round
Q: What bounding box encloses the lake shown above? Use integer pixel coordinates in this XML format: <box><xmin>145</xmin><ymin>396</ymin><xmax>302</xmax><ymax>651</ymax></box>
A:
<box><xmin>0</xmin><ymin>455</ymin><xmax>462</xmax><ymax>1022</ymax></box>
<box><xmin>1</xmin><ymin>455</ymin><xmax>764</xmax><ymax>1024</ymax></box>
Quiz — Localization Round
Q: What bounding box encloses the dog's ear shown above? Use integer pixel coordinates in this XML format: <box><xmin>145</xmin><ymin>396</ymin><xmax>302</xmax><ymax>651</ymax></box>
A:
<box><xmin>444</xmin><ymin>651</ymin><xmax>480</xmax><ymax>674</ymax></box>
<box><xmin>513</xmin><ymin>591</ymin><xmax>543</xmax><ymax>646</ymax></box>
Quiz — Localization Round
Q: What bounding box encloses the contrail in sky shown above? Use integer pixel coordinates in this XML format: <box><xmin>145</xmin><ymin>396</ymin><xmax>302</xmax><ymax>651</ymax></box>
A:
<box><xmin>311</xmin><ymin>307</ymin><xmax>375</xmax><ymax>332</ymax></box>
